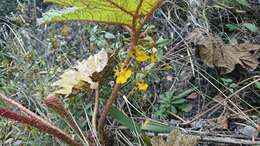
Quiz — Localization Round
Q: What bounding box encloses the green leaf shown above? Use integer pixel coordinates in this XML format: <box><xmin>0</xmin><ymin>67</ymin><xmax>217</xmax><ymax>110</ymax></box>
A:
<box><xmin>172</xmin><ymin>98</ymin><xmax>186</xmax><ymax>104</ymax></box>
<box><xmin>243</xmin><ymin>23</ymin><xmax>257</xmax><ymax>32</ymax></box>
<box><xmin>229</xmin><ymin>83</ymin><xmax>238</xmax><ymax>88</ymax></box>
<box><xmin>177</xmin><ymin>103</ymin><xmax>192</xmax><ymax>112</ymax></box>
<box><xmin>109</xmin><ymin>105</ymin><xmax>141</xmax><ymax>132</ymax></box>
<box><xmin>39</xmin><ymin>0</ymin><xmax>161</xmax><ymax>28</ymax></box>
<box><xmin>141</xmin><ymin>119</ymin><xmax>172</xmax><ymax>133</ymax></box>
<box><xmin>165</xmin><ymin>91</ymin><xmax>174</xmax><ymax>98</ymax></box>
<box><xmin>2</xmin><ymin>56</ymin><xmax>9</xmax><ymax>66</ymax></box>
<box><xmin>225</xmin><ymin>24</ymin><xmax>240</xmax><ymax>31</ymax></box>
<box><xmin>104</xmin><ymin>32</ymin><xmax>115</xmax><ymax>39</ymax></box>
<box><xmin>0</xmin><ymin>100</ymin><xmax>7</xmax><ymax>108</ymax></box>
<box><xmin>170</xmin><ymin>106</ymin><xmax>177</xmax><ymax>113</ymax></box>
<box><xmin>155</xmin><ymin>108</ymin><xmax>165</xmax><ymax>116</ymax></box>
<box><xmin>255</xmin><ymin>82</ymin><xmax>260</xmax><ymax>89</ymax></box>
<box><xmin>175</xmin><ymin>88</ymin><xmax>196</xmax><ymax>99</ymax></box>
<box><xmin>235</xmin><ymin>0</ymin><xmax>249</xmax><ymax>6</ymax></box>
<box><xmin>156</xmin><ymin>37</ymin><xmax>169</xmax><ymax>48</ymax></box>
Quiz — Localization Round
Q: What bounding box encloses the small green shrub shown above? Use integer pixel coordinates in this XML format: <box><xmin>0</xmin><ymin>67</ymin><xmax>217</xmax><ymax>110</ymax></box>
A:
<box><xmin>156</xmin><ymin>88</ymin><xmax>195</xmax><ymax>117</ymax></box>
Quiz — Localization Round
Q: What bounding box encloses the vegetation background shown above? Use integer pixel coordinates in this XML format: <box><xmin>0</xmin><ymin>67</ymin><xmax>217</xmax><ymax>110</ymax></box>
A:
<box><xmin>0</xmin><ymin>0</ymin><xmax>260</xmax><ymax>146</ymax></box>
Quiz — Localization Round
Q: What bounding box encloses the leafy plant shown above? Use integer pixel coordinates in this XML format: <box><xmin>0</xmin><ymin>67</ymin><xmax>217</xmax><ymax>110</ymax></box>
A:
<box><xmin>242</xmin><ymin>23</ymin><xmax>258</xmax><ymax>33</ymax></box>
<box><xmin>156</xmin><ymin>88</ymin><xmax>195</xmax><ymax>117</ymax></box>
<box><xmin>1</xmin><ymin>0</ymin><xmax>163</xmax><ymax>145</ymax></box>
<box><xmin>226</xmin><ymin>23</ymin><xmax>258</xmax><ymax>33</ymax></box>
<box><xmin>220</xmin><ymin>77</ymin><xmax>238</xmax><ymax>93</ymax></box>
<box><xmin>109</xmin><ymin>105</ymin><xmax>141</xmax><ymax>132</ymax></box>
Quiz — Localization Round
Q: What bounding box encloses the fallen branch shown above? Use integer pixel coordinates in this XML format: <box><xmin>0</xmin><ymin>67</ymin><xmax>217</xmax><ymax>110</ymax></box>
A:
<box><xmin>197</xmin><ymin>135</ymin><xmax>260</xmax><ymax>145</ymax></box>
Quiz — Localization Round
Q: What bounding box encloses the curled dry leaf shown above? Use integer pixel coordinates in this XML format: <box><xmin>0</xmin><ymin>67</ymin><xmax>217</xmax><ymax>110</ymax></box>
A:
<box><xmin>151</xmin><ymin>136</ymin><xmax>167</xmax><ymax>146</ymax></box>
<box><xmin>51</xmin><ymin>49</ymin><xmax>108</xmax><ymax>95</ymax></box>
<box><xmin>188</xmin><ymin>28</ymin><xmax>260</xmax><ymax>74</ymax></box>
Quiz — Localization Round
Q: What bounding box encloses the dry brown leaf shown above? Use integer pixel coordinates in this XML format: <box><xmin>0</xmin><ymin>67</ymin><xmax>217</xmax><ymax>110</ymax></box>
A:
<box><xmin>188</xmin><ymin>28</ymin><xmax>260</xmax><ymax>74</ymax></box>
<box><xmin>217</xmin><ymin>115</ymin><xmax>228</xmax><ymax>129</ymax></box>
<box><xmin>151</xmin><ymin>129</ymin><xmax>197</xmax><ymax>146</ymax></box>
<box><xmin>151</xmin><ymin>136</ymin><xmax>167</xmax><ymax>146</ymax></box>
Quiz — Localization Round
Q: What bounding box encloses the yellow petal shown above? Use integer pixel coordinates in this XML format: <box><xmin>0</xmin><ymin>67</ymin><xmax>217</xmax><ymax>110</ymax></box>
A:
<box><xmin>136</xmin><ymin>80</ymin><xmax>149</xmax><ymax>91</ymax></box>
<box><xmin>125</xmin><ymin>69</ymin><xmax>132</xmax><ymax>79</ymax></box>
<box><xmin>116</xmin><ymin>75</ymin><xmax>126</xmax><ymax>84</ymax></box>
<box><xmin>115</xmin><ymin>67</ymin><xmax>132</xmax><ymax>84</ymax></box>
<box><xmin>151</xmin><ymin>52</ymin><xmax>158</xmax><ymax>62</ymax></box>
<box><xmin>136</xmin><ymin>49</ymin><xmax>149</xmax><ymax>62</ymax></box>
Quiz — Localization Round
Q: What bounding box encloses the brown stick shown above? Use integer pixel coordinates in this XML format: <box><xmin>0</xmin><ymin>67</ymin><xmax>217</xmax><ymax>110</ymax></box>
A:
<box><xmin>0</xmin><ymin>94</ymin><xmax>82</xmax><ymax>146</ymax></box>
<box><xmin>197</xmin><ymin>136</ymin><xmax>260</xmax><ymax>145</ymax></box>
<box><xmin>92</xmin><ymin>82</ymin><xmax>100</xmax><ymax>132</ymax></box>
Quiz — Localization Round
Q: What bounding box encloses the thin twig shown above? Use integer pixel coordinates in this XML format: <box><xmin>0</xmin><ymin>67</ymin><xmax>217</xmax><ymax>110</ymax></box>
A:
<box><xmin>92</xmin><ymin>82</ymin><xmax>100</xmax><ymax>133</ymax></box>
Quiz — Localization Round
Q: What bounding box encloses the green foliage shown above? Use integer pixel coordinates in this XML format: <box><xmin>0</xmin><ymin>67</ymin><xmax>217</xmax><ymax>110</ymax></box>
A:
<box><xmin>218</xmin><ymin>0</ymin><xmax>249</xmax><ymax>8</ymax></box>
<box><xmin>85</xmin><ymin>25</ymin><xmax>123</xmax><ymax>49</ymax></box>
<box><xmin>242</xmin><ymin>23</ymin><xmax>257</xmax><ymax>33</ymax></box>
<box><xmin>141</xmin><ymin>119</ymin><xmax>172</xmax><ymax>133</ymax></box>
<box><xmin>156</xmin><ymin>88</ymin><xmax>195</xmax><ymax>117</ymax></box>
<box><xmin>220</xmin><ymin>78</ymin><xmax>238</xmax><ymax>93</ymax></box>
<box><xmin>255</xmin><ymin>82</ymin><xmax>260</xmax><ymax>89</ymax></box>
<box><xmin>234</xmin><ymin>0</ymin><xmax>249</xmax><ymax>7</ymax></box>
<box><xmin>38</xmin><ymin>0</ymin><xmax>161</xmax><ymax>28</ymax></box>
<box><xmin>0</xmin><ymin>48</ymin><xmax>9</xmax><ymax>67</ymax></box>
<box><xmin>109</xmin><ymin>105</ymin><xmax>141</xmax><ymax>132</ymax></box>
<box><xmin>226</xmin><ymin>23</ymin><xmax>258</xmax><ymax>33</ymax></box>
<box><xmin>225</xmin><ymin>24</ymin><xmax>240</xmax><ymax>32</ymax></box>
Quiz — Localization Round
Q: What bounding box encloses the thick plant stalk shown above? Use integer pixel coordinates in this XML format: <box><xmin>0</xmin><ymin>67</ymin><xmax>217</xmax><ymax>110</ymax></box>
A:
<box><xmin>97</xmin><ymin>2</ymin><xmax>162</xmax><ymax>141</ymax></box>
<box><xmin>97</xmin><ymin>30</ymin><xmax>138</xmax><ymax>144</ymax></box>
<box><xmin>0</xmin><ymin>94</ymin><xmax>81</xmax><ymax>146</ymax></box>
<box><xmin>0</xmin><ymin>108</ymin><xmax>82</xmax><ymax>146</ymax></box>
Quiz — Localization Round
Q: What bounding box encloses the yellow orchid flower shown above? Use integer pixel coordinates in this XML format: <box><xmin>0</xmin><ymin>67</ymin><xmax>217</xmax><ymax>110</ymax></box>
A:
<box><xmin>115</xmin><ymin>66</ymin><xmax>132</xmax><ymax>84</ymax></box>
<box><xmin>135</xmin><ymin>49</ymin><xmax>149</xmax><ymax>62</ymax></box>
<box><xmin>150</xmin><ymin>52</ymin><xmax>158</xmax><ymax>62</ymax></box>
<box><xmin>136</xmin><ymin>80</ymin><xmax>148</xmax><ymax>91</ymax></box>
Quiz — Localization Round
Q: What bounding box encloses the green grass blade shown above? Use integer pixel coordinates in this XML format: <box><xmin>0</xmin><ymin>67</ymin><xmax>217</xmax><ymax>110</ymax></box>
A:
<box><xmin>141</xmin><ymin>119</ymin><xmax>172</xmax><ymax>133</ymax></box>
<box><xmin>109</xmin><ymin>105</ymin><xmax>141</xmax><ymax>132</ymax></box>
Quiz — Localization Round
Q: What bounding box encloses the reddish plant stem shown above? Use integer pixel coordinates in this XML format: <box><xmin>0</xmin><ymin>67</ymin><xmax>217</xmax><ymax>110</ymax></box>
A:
<box><xmin>97</xmin><ymin>1</ymin><xmax>162</xmax><ymax>143</ymax></box>
<box><xmin>97</xmin><ymin>29</ymin><xmax>139</xmax><ymax>143</ymax></box>
<box><xmin>0</xmin><ymin>108</ymin><xmax>82</xmax><ymax>146</ymax></box>
<box><xmin>0</xmin><ymin>94</ymin><xmax>81</xmax><ymax>146</ymax></box>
